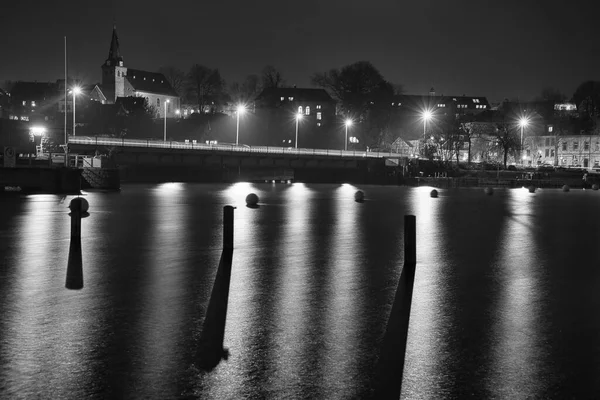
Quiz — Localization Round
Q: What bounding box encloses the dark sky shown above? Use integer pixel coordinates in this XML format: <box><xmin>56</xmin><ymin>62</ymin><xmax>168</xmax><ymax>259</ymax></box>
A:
<box><xmin>1</xmin><ymin>0</ymin><xmax>599</xmax><ymax>103</ymax></box>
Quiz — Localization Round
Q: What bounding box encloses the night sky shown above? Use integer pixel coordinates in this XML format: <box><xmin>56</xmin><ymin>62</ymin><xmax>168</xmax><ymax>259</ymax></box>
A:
<box><xmin>1</xmin><ymin>0</ymin><xmax>599</xmax><ymax>103</ymax></box>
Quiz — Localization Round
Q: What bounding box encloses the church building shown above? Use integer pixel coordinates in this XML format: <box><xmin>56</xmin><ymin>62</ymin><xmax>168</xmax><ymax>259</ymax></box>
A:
<box><xmin>91</xmin><ymin>26</ymin><xmax>180</xmax><ymax>118</ymax></box>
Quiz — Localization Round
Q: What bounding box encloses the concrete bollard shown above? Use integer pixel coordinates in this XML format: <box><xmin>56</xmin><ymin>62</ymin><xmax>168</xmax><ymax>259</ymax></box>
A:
<box><xmin>246</xmin><ymin>193</ymin><xmax>259</xmax><ymax>208</ymax></box>
<box><xmin>65</xmin><ymin>197</ymin><xmax>89</xmax><ymax>290</ymax></box>
<box><xmin>354</xmin><ymin>190</ymin><xmax>365</xmax><ymax>203</ymax></box>
<box><xmin>223</xmin><ymin>205</ymin><xmax>236</xmax><ymax>250</ymax></box>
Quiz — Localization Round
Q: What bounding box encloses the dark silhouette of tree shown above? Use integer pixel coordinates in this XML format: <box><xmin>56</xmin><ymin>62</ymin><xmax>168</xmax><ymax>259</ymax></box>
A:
<box><xmin>493</xmin><ymin>120</ymin><xmax>521</xmax><ymax>169</ymax></box>
<box><xmin>261</xmin><ymin>65</ymin><xmax>284</xmax><ymax>89</ymax></box>
<box><xmin>310</xmin><ymin>61</ymin><xmax>398</xmax><ymax>147</ymax></box>
<box><xmin>159</xmin><ymin>66</ymin><xmax>186</xmax><ymax>97</ymax></box>
<box><xmin>538</xmin><ymin>87</ymin><xmax>567</xmax><ymax>102</ymax></box>
<box><xmin>572</xmin><ymin>80</ymin><xmax>600</xmax><ymax>132</ymax></box>
<box><xmin>229</xmin><ymin>74</ymin><xmax>261</xmax><ymax>104</ymax></box>
<box><xmin>187</xmin><ymin>64</ymin><xmax>225</xmax><ymax>112</ymax></box>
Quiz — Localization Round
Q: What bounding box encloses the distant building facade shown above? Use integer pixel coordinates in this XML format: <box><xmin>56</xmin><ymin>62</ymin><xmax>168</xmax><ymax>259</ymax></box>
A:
<box><xmin>525</xmin><ymin>134</ymin><xmax>600</xmax><ymax>168</ymax></box>
<box><xmin>90</xmin><ymin>26</ymin><xmax>180</xmax><ymax>118</ymax></box>
<box><xmin>253</xmin><ymin>87</ymin><xmax>337</xmax><ymax>148</ymax></box>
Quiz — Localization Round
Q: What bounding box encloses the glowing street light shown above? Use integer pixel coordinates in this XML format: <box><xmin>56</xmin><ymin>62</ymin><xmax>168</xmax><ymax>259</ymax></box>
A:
<box><xmin>519</xmin><ymin>116</ymin><xmax>530</xmax><ymax>166</ymax></box>
<box><xmin>235</xmin><ymin>104</ymin><xmax>246</xmax><ymax>145</ymax></box>
<box><xmin>164</xmin><ymin>99</ymin><xmax>170</xmax><ymax>141</ymax></box>
<box><xmin>31</xmin><ymin>126</ymin><xmax>47</xmax><ymax>136</ymax></box>
<box><xmin>71</xmin><ymin>86</ymin><xmax>81</xmax><ymax>137</ymax></box>
<box><xmin>344</xmin><ymin>119</ymin><xmax>353</xmax><ymax>151</ymax></box>
<box><xmin>295</xmin><ymin>113</ymin><xmax>303</xmax><ymax>149</ymax></box>
<box><xmin>422</xmin><ymin>109</ymin><xmax>432</xmax><ymax>140</ymax></box>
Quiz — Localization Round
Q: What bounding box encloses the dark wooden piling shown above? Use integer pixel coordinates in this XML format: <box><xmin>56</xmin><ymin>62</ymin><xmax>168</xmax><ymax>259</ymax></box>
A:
<box><xmin>65</xmin><ymin>198</ymin><xmax>85</xmax><ymax>290</ymax></box>
<box><xmin>373</xmin><ymin>214</ymin><xmax>417</xmax><ymax>399</ymax></box>
<box><xmin>223</xmin><ymin>205</ymin><xmax>235</xmax><ymax>250</ymax></box>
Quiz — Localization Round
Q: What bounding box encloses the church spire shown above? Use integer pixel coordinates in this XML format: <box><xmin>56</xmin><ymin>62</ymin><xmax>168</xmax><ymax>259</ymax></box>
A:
<box><xmin>106</xmin><ymin>25</ymin><xmax>123</xmax><ymax>65</ymax></box>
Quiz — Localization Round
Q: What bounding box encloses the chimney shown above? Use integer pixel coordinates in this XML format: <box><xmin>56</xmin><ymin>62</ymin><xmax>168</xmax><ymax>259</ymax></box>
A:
<box><xmin>293</xmin><ymin>84</ymin><xmax>297</xmax><ymax>89</ymax></box>
<box><xmin>429</xmin><ymin>87</ymin><xmax>435</xmax><ymax>96</ymax></box>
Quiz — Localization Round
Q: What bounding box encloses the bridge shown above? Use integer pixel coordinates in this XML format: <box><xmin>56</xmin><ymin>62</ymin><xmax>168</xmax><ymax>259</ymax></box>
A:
<box><xmin>67</xmin><ymin>136</ymin><xmax>405</xmax><ymax>159</ymax></box>
<box><xmin>67</xmin><ymin>136</ymin><xmax>408</xmax><ymax>184</ymax></box>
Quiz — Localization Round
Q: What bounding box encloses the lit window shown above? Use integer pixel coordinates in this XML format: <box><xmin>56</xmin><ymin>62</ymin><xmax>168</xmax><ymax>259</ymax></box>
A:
<box><xmin>473</xmin><ymin>98</ymin><xmax>480</xmax><ymax>103</ymax></box>
<box><xmin>144</xmin><ymin>77</ymin><xmax>146</xmax><ymax>80</ymax></box>
<box><xmin>20</xmin><ymin>116</ymin><xmax>29</xmax><ymax>121</ymax></box>
<box><xmin>548</xmin><ymin>126</ymin><xmax>553</xmax><ymax>132</ymax></box>
<box><xmin>31</xmin><ymin>101</ymin><xmax>36</xmax><ymax>107</ymax></box>
<box><xmin>22</xmin><ymin>101</ymin><xmax>26</xmax><ymax>106</ymax></box>
<box><xmin>317</xmin><ymin>122</ymin><xmax>321</xmax><ymax>127</ymax></box>
<box><xmin>316</xmin><ymin>105</ymin><xmax>321</xmax><ymax>109</ymax></box>
<box><xmin>317</xmin><ymin>112</ymin><xmax>322</xmax><ymax>120</ymax></box>
<box><xmin>305</xmin><ymin>106</ymin><xmax>310</xmax><ymax>115</ymax></box>
<box><xmin>298</xmin><ymin>106</ymin><xmax>302</xmax><ymax>114</ymax></box>
<box><xmin>289</xmin><ymin>97</ymin><xmax>294</xmax><ymax>101</ymax></box>
<box><xmin>280</xmin><ymin>97</ymin><xmax>284</xmax><ymax>101</ymax></box>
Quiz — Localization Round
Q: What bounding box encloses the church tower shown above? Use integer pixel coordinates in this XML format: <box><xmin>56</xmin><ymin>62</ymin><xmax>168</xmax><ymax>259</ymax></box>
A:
<box><xmin>101</xmin><ymin>25</ymin><xmax>127</xmax><ymax>102</ymax></box>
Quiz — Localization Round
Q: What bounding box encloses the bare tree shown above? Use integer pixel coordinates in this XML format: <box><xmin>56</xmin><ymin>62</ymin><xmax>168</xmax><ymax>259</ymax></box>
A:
<box><xmin>187</xmin><ymin>64</ymin><xmax>225</xmax><ymax>112</ymax></box>
<box><xmin>159</xmin><ymin>66</ymin><xmax>186</xmax><ymax>97</ymax></box>
<box><xmin>261</xmin><ymin>65</ymin><xmax>284</xmax><ymax>89</ymax></box>
<box><xmin>229</xmin><ymin>74</ymin><xmax>261</xmax><ymax>104</ymax></box>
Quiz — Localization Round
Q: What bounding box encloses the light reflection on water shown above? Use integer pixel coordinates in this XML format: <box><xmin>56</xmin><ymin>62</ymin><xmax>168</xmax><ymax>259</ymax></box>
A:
<box><xmin>488</xmin><ymin>187</ymin><xmax>542</xmax><ymax>398</ymax></box>
<box><xmin>2</xmin><ymin>185</ymin><xmax>600</xmax><ymax>398</ymax></box>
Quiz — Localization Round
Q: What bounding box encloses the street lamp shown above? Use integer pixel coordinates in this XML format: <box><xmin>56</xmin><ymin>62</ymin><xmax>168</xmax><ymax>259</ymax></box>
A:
<box><xmin>295</xmin><ymin>113</ymin><xmax>303</xmax><ymax>149</ymax></box>
<box><xmin>164</xmin><ymin>99</ymin><xmax>170</xmax><ymax>141</ymax></box>
<box><xmin>519</xmin><ymin>116</ymin><xmax>530</xmax><ymax>166</ymax></box>
<box><xmin>72</xmin><ymin>86</ymin><xmax>81</xmax><ymax>137</ymax></box>
<box><xmin>236</xmin><ymin>104</ymin><xmax>246</xmax><ymax>145</ymax></box>
<box><xmin>344</xmin><ymin>119</ymin><xmax>352</xmax><ymax>151</ymax></box>
<box><xmin>422</xmin><ymin>109</ymin><xmax>432</xmax><ymax>140</ymax></box>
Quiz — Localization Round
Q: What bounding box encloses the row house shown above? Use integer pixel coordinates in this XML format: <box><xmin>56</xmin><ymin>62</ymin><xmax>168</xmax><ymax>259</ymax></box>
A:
<box><xmin>526</xmin><ymin>134</ymin><xmax>600</xmax><ymax>168</ymax></box>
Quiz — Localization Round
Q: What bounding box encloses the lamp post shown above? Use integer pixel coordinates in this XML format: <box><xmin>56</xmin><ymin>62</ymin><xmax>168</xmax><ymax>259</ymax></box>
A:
<box><xmin>519</xmin><ymin>117</ymin><xmax>529</xmax><ymax>166</ymax></box>
<box><xmin>164</xmin><ymin>99</ymin><xmax>170</xmax><ymax>141</ymax></box>
<box><xmin>235</xmin><ymin>104</ymin><xmax>246</xmax><ymax>145</ymax></box>
<box><xmin>72</xmin><ymin>86</ymin><xmax>81</xmax><ymax>137</ymax></box>
<box><xmin>344</xmin><ymin>119</ymin><xmax>352</xmax><ymax>151</ymax></box>
<box><xmin>422</xmin><ymin>110</ymin><xmax>432</xmax><ymax>140</ymax></box>
<box><xmin>295</xmin><ymin>113</ymin><xmax>303</xmax><ymax>149</ymax></box>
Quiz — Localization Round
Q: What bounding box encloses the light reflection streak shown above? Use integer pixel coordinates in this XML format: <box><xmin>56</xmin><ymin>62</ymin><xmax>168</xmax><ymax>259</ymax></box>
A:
<box><xmin>321</xmin><ymin>183</ymin><xmax>364</xmax><ymax>390</ymax></box>
<box><xmin>271</xmin><ymin>183</ymin><xmax>313</xmax><ymax>387</ymax></box>
<box><xmin>135</xmin><ymin>184</ymin><xmax>191</xmax><ymax>396</ymax></box>
<box><xmin>4</xmin><ymin>195</ymin><xmax>85</xmax><ymax>395</ymax></box>
<box><xmin>203</xmin><ymin>182</ymin><xmax>266</xmax><ymax>399</ymax></box>
<box><xmin>488</xmin><ymin>188</ymin><xmax>540</xmax><ymax>397</ymax></box>
<box><xmin>402</xmin><ymin>187</ymin><xmax>448</xmax><ymax>397</ymax></box>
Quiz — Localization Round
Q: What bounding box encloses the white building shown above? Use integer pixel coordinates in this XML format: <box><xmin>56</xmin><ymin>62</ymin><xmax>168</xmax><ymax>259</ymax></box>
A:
<box><xmin>90</xmin><ymin>26</ymin><xmax>180</xmax><ymax>118</ymax></box>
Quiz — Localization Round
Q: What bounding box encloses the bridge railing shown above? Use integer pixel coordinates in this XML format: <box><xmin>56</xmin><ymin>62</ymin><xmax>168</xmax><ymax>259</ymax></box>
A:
<box><xmin>67</xmin><ymin>136</ymin><xmax>406</xmax><ymax>159</ymax></box>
